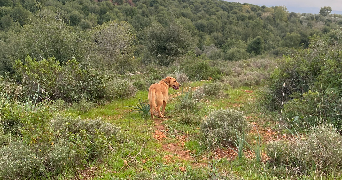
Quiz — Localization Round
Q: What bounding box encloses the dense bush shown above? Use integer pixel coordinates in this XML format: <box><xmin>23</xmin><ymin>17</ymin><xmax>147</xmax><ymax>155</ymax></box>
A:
<box><xmin>174</xmin><ymin>91</ymin><xmax>202</xmax><ymax>124</ymax></box>
<box><xmin>262</xmin><ymin>30</ymin><xmax>342</xmax><ymax>131</ymax></box>
<box><xmin>0</xmin><ymin>77</ymin><xmax>23</xmax><ymax>101</ymax></box>
<box><xmin>1</xmin><ymin>0</ymin><xmax>340</xmax><ymax>68</ymax></box>
<box><xmin>90</xmin><ymin>21</ymin><xmax>136</xmax><ymax>73</ymax></box>
<box><xmin>175</xmin><ymin>91</ymin><xmax>201</xmax><ymax>112</ymax></box>
<box><xmin>282</xmin><ymin>89</ymin><xmax>342</xmax><ymax>131</ymax></box>
<box><xmin>267</xmin><ymin>125</ymin><xmax>342</xmax><ymax>176</ymax></box>
<box><xmin>104</xmin><ymin>78</ymin><xmax>137</xmax><ymax>100</ymax></box>
<box><xmin>219</xmin><ymin>58</ymin><xmax>276</xmax><ymax>88</ymax></box>
<box><xmin>199</xmin><ymin>82</ymin><xmax>226</xmax><ymax>98</ymax></box>
<box><xmin>50</xmin><ymin>116</ymin><xmax>121</xmax><ymax>162</ymax></box>
<box><xmin>0</xmin><ymin>98</ymin><xmax>121</xmax><ymax>179</ymax></box>
<box><xmin>182</xmin><ymin>59</ymin><xmax>222</xmax><ymax>81</ymax></box>
<box><xmin>170</xmin><ymin>69</ymin><xmax>189</xmax><ymax>85</ymax></box>
<box><xmin>0</xmin><ymin>142</ymin><xmax>45</xmax><ymax>179</ymax></box>
<box><xmin>144</xmin><ymin>22</ymin><xmax>194</xmax><ymax>66</ymax></box>
<box><xmin>224</xmin><ymin>47</ymin><xmax>249</xmax><ymax>61</ymax></box>
<box><xmin>0</xmin><ymin>14</ymin><xmax>88</xmax><ymax>75</ymax></box>
<box><xmin>265</xmin><ymin>30</ymin><xmax>342</xmax><ymax>111</ymax></box>
<box><xmin>14</xmin><ymin>56</ymin><xmax>106</xmax><ymax>103</ymax></box>
<box><xmin>247</xmin><ymin>36</ymin><xmax>264</xmax><ymax>55</ymax></box>
<box><xmin>200</xmin><ymin>109</ymin><xmax>248</xmax><ymax>148</ymax></box>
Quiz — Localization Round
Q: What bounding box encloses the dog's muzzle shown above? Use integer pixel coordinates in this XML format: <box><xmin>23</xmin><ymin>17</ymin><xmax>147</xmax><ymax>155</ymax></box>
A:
<box><xmin>172</xmin><ymin>85</ymin><xmax>179</xmax><ymax>90</ymax></box>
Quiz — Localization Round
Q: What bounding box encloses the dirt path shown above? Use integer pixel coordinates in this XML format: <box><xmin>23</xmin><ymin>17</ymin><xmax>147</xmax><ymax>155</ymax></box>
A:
<box><xmin>153</xmin><ymin>118</ymin><xmax>192</xmax><ymax>163</ymax></box>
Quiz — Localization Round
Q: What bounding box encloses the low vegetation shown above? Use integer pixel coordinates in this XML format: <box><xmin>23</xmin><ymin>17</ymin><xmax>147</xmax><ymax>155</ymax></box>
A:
<box><xmin>0</xmin><ymin>0</ymin><xmax>342</xmax><ymax>179</ymax></box>
<box><xmin>1</xmin><ymin>53</ymin><xmax>342</xmax><ymax>178</ymax></box>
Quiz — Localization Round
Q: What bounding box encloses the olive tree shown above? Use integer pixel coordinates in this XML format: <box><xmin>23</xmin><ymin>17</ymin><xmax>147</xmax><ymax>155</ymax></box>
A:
<box><xmin>319</xmin><ymin>6</ymin><xmax>332</xmax><ymax>16</ymax></box>
<box><xmin>89</xmin><ymin>20</ymin><xmax>136</xmax><ymax>73</ymax></box>
<box><xmin>144</xmin><ymin>22</ymin><xmax>193</xmax><ymax>66</ymax></box>
<box><xmin>0</xmin><ymin>10</ymin><xmax>89</xmax><ymax>75</ymax></box>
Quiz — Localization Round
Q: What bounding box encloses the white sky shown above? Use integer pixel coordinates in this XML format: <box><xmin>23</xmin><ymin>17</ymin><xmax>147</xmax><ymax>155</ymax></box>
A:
<box><xmin>227</xmin><ymin>0</ymin><xmax>342</xmax><ymax>14</ymax></box>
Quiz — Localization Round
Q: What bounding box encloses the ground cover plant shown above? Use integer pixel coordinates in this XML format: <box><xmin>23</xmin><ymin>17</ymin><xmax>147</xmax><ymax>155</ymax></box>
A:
<box><xmin>0</xmin><ymin>97</ymin><xmax>121</xmax><ymax>179</ymax></box>
<box><xmin>2</xmin><ymin>55</ymin><xmax>342</xmax><ymax>179</ymax></box>
<box><xmin>0</xmin><ymin>0</ymin><xmax>342</xmax><ymax>179</ymax></box>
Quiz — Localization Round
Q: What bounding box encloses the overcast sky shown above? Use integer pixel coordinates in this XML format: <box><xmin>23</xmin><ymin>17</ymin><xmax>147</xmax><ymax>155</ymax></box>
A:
<box><xmin>227</xmin><ymin>0</ymin><xmax>342</xmax><ymax>14</ymax></box>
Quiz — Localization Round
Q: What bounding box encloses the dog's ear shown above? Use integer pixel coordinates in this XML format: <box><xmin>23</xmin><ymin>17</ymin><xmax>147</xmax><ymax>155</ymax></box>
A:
<box><xmin>164</xmin><ymin>77</ymin><xmax>172</xmax><ymax>84</ymax></box>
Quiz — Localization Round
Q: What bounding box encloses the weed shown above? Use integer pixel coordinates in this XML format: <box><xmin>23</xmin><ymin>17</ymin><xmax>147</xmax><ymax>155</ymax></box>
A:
<box><xmin>132</xmin><ymin>99</ymin><xmax>150</xmax><ymax>120</ymax></box>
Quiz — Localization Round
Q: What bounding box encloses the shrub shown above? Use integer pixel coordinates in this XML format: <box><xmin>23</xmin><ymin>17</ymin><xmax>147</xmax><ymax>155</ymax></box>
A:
<box><xmin>182</xmin><ymin>59</ymin><xmax>222</xmax><ymax>81</ymax></box>
<box><xmin>50</xmin><ymin>116</ymin><xmax>121</xmax><ymax>161</ymax></box>
<box><xmin>90</xmin><ymin>21</ymin><xmax>136</xmax><ymax>73</ymax></box>
<box><xmin>0</xmin><ymin>101</ymin><xmax>24</xmax><ymax>136</ymax></box>
<box><xmin>220</xmin><ymin>58</ymin><xmax>276</xmax><ymax>88</ymax></box>
<box><xmin>174</xmin><ymin>92</ymin><xmax>201</xmax><ymax>114</ymax></box>
<box><xmin>191</xmin><ymin>82</ymin><xmax>226</xmax><ymax>101</ymax></box>
<box><xmin>0</xmin><ymin>16</ymin><xmax>89</xmax><ymax>75</ymax></box>
<box><xmin>267</xmin><ymin>125</ymin><xmax>342</xmax><ymax>176</ymax></box>
<box><xmin>144</xmin><ymin>22</ymin><xmax>193</xmax><ymax>66</ymax></box>
<box><xmin>132</xmin><ymin>78</ymin><xmax>148</xmax><ymax>91</ymax></box>
<box><xmin>14</xmin><ymin>56</ymin><xmax>106</xmax><ymax>103</ymax></box>
<box><xmin>224</xmin><ymin>47</ymin><xmax>249</xmax><ymax>61</ymax></box>
<box><xmin>282</xmin><ymin>89</ymin><xmax>342</xmax><ymax>131</ymax></box>
<box><xmin>0</xmin><ymin>77</ymin><xmax>23</xmax><ymax>101</ymax></box>
<box><xmin>0</xmin><ymin>142</ymin><xmax>44</xmax><ymax>180</ymax></box>
<box><xmin>0</xmin><ymin>98</ymin><xmax>53</xmax><ymax>139</ymax></box>
<box><xmin>177</xmin><ymin>112</ymin><xmax>202</xmax><ymax>125</ymax></box>
<box><xmin>45</xmin><ymin>140</ymin><xmax>78</xmax><ymax>176</ymax></box>
<box><xmin>202</xmin><ymin>44</ymin><xmax>223</xmax><ymax>60</ymax></box>
<box><xmin>173</xmin><ymin>91</ymin><xmax>202</xmax><ymax>124</ymax></box>
<box><xmin>200</xmin><ymin>109</ymin><xmax>248</xmax><ymax>148</ymax></box>
<box><xmin>170</xmin><ymin>69</ymin><xmax>189</xmax><ymax>85</ymax></box>
<box><xmin>247</xmin><ymin>36</ymin><xmax>264</xmax><ymax>55</ymax></box>
<box><xmin>264</xmin><ymin>30</ymin><xmax>342</xmax><ymax>111</ymax></box>
<box><xmin>71</xmin><ymin>98</ymin><xmax>98</xmax><ymax>113</ymax></box>
<box><xmin>104</xmin><ymin>78</ymin><xmax>137</xmax><ymax>100</ymax></box>
<box><xmin>201</xmin><ymin>82</ymin><xmax>226</xmax><ymax>98</ymax></box>
<box><xmin>0</xmin><ymin>98</ymin><xmax>121</xmax><ymax>179</ymax></box>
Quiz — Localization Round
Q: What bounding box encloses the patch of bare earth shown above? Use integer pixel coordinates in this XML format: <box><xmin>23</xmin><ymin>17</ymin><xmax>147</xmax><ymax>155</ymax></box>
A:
<box><xmin>153</xmin><ymin>118</ymin><xmax>207</xmax><ymax>172</ymax></box>
<box><xmin>153</xmin><ymin>118</ymin><xmax>191</xmax><ymax>160</ymax></box>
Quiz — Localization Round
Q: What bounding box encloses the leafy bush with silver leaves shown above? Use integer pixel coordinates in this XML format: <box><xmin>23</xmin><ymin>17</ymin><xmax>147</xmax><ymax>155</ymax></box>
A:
<box><xmin>0</xmin><ymin>98</ymin><xmax>121</xmax><ymax>179</ymax></box>
<box><xmin>201</xmin><ymin>109</ymin><xmax>248</xmax><ymax>148</ymax></box>
<box><xmin>267</xmin><ymin>124</ymin><xmax>342</xmax><ymax>176</ymax></box>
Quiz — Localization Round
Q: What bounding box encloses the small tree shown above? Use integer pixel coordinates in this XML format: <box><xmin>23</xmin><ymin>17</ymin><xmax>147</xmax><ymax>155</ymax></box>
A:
<box><xmin>145</xmin><ymin>22</ymin><xmax>193</xmax><ymax>66</ymax></box>
<box><xmin>90</xmin><ymin>20</ymin><xmax>136</xmax><ymax>73</ymax></box>
<box><xmin>282</xmin><ymin>32</ymin><xmax>301</xmax><ymax>48</ymax></box>
<box><xmin>319</xmin><ymin>6</ymin><xmax>332</xmax><ymax>16</ymax></box>
<box><xmin>247</xmin><ymin>36</ymin><xmax>264</xmax><ymax>55</ymax></box>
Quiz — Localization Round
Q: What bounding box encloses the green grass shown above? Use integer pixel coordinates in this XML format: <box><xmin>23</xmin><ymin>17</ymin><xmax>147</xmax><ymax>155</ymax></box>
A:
<box><xmin>79</xmin><ymin>91</ymin><xmax>148</xmax><ymax>119</ymax></box>
<box><xmin>67</xmin><ymin>81</ymin><xmax>340</xmax><ymax>179</ymax></box>
<box><xmin>67</xmin><ymin>82</ymin><xmax>261</xmax><ymax>179</ymax></box>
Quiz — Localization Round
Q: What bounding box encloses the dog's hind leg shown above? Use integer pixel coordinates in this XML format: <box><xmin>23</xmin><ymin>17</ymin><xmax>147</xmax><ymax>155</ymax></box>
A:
<box><xmin>156</xmin><ymin>94</ymin><xmax>164</xmax><ymax>118</ymax></box>
<box><xmin>148</xmin><ymin>89</ymin><xmax>155</xmax><ymax>119</ymax></box>
<box><xmin>161</xmin><ymin>100</ymin><xmax>166</xmax><ymax>117</ymax></box>
<box><xmin>156</xmin><ymin>98</ymin><xmax>164</xmax><ymax>118</ymax></box>
<box><xmin>150</xmin><ymin>106</ymin><xmax>154</xmax><ymax>119</ymax></box>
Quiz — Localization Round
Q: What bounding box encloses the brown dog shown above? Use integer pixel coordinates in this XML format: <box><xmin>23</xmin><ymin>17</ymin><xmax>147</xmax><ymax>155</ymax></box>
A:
<box><xmin>148</xmin><ymin>77</ymin><xmax>181</xmax><ymax>119</ymax></box>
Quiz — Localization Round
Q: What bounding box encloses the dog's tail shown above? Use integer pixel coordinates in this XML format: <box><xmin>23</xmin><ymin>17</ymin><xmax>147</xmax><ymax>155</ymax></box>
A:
<box><xmin>148</xmin><ymin>87</ymin><xmax>156</xmax><ymax>119</ymax></box>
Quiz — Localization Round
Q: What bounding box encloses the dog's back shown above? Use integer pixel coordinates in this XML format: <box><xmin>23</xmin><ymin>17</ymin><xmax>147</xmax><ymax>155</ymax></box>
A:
<box><xmin>148</xmin><ymin>77</ymin><xmax>180</xmax><ymax>119</ymax></box>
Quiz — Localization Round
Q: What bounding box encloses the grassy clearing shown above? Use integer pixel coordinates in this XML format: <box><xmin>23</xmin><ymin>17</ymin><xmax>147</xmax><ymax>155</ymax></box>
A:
<box><xmin>65</xmin><ymin>73</ymin><xmax>342</xmax><ymax>179</ymax></box>
<box><xmin>68</xmin><ymin>80</ymin><xmax>276</xmax><ymax>179</ymax></box>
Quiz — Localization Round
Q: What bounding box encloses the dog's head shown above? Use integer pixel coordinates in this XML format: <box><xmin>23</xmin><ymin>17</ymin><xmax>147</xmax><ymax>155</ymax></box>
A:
<box><xmin>164</xmin><ymin>76</ymin><xmax>181</xmax><ymax>90</ymax></box>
